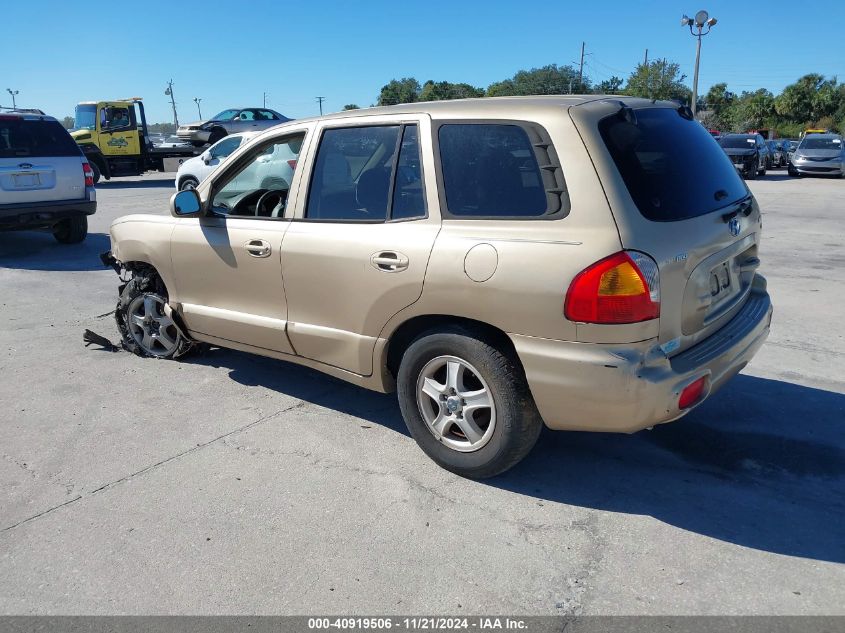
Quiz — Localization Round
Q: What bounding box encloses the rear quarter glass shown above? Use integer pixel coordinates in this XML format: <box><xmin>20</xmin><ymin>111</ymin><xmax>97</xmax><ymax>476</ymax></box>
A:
<box><xmin>0</xmin><ymin>119</ymin><xmax>81</xmax><ymax>158</ymax></box>
<box><xmin>599</xmin><ymin>108</ymin><xmax>748</xmax><ymax>222</ymax></box>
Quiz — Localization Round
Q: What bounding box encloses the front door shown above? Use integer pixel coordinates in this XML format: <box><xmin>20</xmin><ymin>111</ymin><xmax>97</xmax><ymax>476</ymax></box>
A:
<box><xmin>281</xmin><ymin>118</ymin><xmax>440</xmax><ymax>375</ymax></box>
<box><xmin>170</xmin><ymin>130</ymin><xmax>310</xmax><ymax>353</ymax></box>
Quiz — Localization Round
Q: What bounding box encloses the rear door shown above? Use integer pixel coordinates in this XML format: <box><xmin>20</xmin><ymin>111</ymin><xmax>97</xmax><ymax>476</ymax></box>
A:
<box><xmin>572</xmin><ymin>102</ymin><xmax>763</xmax><ymax>355</ymax></box>
<box><xmin>0</xmin><ymin>117</ymin><xmax>84</xmax><ymax>203</ymax></box>
<box><xmin>281</xmin><ymin>116</ymin><xmax>439</xmax><ymax>375</ymax></box>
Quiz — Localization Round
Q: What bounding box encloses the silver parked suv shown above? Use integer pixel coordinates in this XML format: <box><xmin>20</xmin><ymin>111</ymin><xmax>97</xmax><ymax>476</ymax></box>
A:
<box><xmin>1</xmin><ymin>112</ymin><xmax>96</xmax><ymax>242</ymax></box>
<box><xmin>103</xmin><ymin>96</ymin><xmax>772</xmax><ymax>477</ymax></box>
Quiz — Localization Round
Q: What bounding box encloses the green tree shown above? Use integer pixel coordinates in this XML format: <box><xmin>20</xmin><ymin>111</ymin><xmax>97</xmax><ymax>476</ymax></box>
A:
<box><xmin>61</xmin><ymin>116</ymin><xmax>75</xmax><ymax>129</ymax></box>
<box><xmin>733</xmin><ymin>89</ymin><xmax>776</xmax><ymax>130</ymax></box>
<box><xmin>419</xmin><ymin>80</ymin><xmax>484</xmax><ymax>101</ymax></box>
<box><xmin>774</xmin><ymin>74</ymin><xmax>831</xmax><ymax>123</ymax></box>
<box><xmin>625</xmin><ymin>59</ymin><xmax>691</xmax><ymax>102</ymax></box>
<box><xmin>486</xmin><ymin>64</ymin><xmax>590</xmax><ymax>97</ymax></box>
<box><xmin>378</xmin><ymin>78</ymin><xmax>421</xmax><ymax>106</ymax></box>
<box><xmin>596</xmin><ymin>76</ymin><xmax>624</xmax><ymax>94</ymax></box>
<box><xmin>343</xmin><ymin>104</ymin><xmax>360</xmax><ymax>110</ymax></box>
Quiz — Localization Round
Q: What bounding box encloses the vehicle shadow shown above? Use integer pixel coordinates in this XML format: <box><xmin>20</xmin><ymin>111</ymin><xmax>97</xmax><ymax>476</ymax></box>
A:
<box><xmin>189</xmin><ymin>347</ymin><xmax>845</xmax><ymax>563</ymax></box>
<box><xmin>497</xmin><ymin>374</ymin><xmax>845</xmax><ymax>564</ymax></box>
<box><xmin>759</xmin><ymin>174</ymin><xmax>793</xmax><ymax>181</ymax></box>
<box><xmin>0</xmin><ymin>231</ymin><xmax>110</xmax><ymax>271</ymax></box>
<box><xmin>96</xmin><ymin>178</ymin><xmax>175</xmax><ymax>189</ymax></box>
<box><xmin>194</xmin><ymin>347</ymin><xmax>410</xmax><ymax>437</ymax></box>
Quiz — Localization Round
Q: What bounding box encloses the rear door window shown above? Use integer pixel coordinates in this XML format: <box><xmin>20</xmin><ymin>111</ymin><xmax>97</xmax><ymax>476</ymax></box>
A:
<box><xmin>0</xmin><ymin>119</ymin><xmax>81</xmax><ymax>158</ymax></box>
<box><xmin>599</xmin><ymin>108</ymin><xmax>748</xmax><ymax>222</ymax></box>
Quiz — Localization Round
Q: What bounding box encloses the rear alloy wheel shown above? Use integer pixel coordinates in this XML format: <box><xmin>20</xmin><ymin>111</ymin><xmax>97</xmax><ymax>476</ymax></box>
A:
<box><xmin>397</xmin><ymin>329</ymin><xmax>542</xmax><ymax>478</ymax></box>
<box><xmin>179</xmin><ymin>176</ymin><xmax>199</xmax><ymax>191</ymax></box>
<box><xmin>52</xmin><ymin>215</ymin><xmax>87</xmax><ymax>244</ymax></box>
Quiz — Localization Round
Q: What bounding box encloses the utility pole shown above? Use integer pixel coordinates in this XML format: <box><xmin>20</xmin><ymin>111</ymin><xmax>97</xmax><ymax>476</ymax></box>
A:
<box><xmin>164</xmin><ymin>79</ymin><xmax>179</xmax><ymax>127</ymax></box>
<box><xmin>193</xmin><ymin>97</ymin><xmax>202</xmax><ymax>119</ymax></box>
<box><xmin>263</xmin><ymin>92</ymin><xmax>267</xmax><ymax>108</ymax></box>
<box><xmin>644</xmin><ymin>49</ymin><xmax>650</xmax><ymax>99</ymax></box>
<box><xmin>6</xmin><ymin>88</ymin><xmax>19</xmax><ymax>109</ymax></box>
<box><xmin>577</xmin><ymin>42</ymin><xmax>585</xmax><ymax>91</ymax></box>
<box><xmin>316</xmin><ymin>96</ymin><xmax>325</xmax><ymax>115</ymax></box>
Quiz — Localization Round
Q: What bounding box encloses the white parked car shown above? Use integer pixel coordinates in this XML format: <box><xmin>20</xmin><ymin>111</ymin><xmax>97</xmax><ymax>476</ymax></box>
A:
<box><xmin>176</xmin><ymin>132</ymin><xmax>258</xmax><ymax>190</ymax></box>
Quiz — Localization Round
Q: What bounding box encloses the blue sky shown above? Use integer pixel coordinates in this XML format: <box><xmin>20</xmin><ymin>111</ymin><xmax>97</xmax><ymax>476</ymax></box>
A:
<box><xmin>2</xmin><ymin>0</ymin><xmax>843</xmax><ymax>123</ymax></box>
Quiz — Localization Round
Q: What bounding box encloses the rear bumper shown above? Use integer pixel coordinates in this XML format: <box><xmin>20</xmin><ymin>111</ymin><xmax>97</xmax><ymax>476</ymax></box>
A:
<box><xmin>0</xmin><ymin>195</ymin><xmax>96</xmax><ymax>229</ymax></box>
<box><xmin>510</xmin><ymin>276</ymin><xmax>773</xmax><ymax>433</ymax></box>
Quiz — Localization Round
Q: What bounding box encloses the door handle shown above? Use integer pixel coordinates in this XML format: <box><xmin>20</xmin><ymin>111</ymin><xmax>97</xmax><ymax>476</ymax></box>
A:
<box><xmin>370</xmin><ymin>251</ymin><xmax>409</xmax><ymax>272</ymax></box>
<box><xmin>245</xmin><ymin>239</ymin><xmax>271</xmax><ymax>258</ymax></box>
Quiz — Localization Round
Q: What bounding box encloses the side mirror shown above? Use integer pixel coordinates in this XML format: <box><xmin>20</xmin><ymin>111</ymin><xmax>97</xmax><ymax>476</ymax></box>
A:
<box><xmin>202</xmin><ymin>152</ymin><xmax>212</xmax><ymax>165</ymax></box>
<box><xmin>171</xmin><ymin>189</ymin><xmax>202</xmax><ymax>217</ymax></box>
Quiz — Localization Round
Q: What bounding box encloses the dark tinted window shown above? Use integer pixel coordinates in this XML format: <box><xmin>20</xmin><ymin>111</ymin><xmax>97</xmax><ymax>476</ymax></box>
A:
<box><xmin>718</xmin><ymin>135</ymin><xmax>757</xmax><ymax>149</ymax></box>
<box><xmin>600</xmin><ymin>108</ymin><xmax>748</xmax><ymax>222</ymax></box>
<box><xmin>306</xmin><ymin>126</ymin><xmax>400</xmax><ymax>221</ymax></box>
<box><xmin>0</xmin><ymin>119</ymin><xmax>81</xmax><ymax>158</ymax></box>
<box><xmin>391</xmin><ymin>125</ymin><xmax>425</xmax><ymax>220</ymax></box>
<box><xmin>439</xmin><ymin>124</ymin><xmax>548</xmax><ymax>217</ymax></box>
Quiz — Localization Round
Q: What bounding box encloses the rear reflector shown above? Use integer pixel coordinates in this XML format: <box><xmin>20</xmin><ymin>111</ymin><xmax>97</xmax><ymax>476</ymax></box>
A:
<box><xmin>679</xmin><ymin>377</ymin><xmax>707</xmax><ymax>409</ymax></box>
<box><xmin>564</xmin><ymin>251</ymin><xmax>660</xmax><ymax>324</ymax></box>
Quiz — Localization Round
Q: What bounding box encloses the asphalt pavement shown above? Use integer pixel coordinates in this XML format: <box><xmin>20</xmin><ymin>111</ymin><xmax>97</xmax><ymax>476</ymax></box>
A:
<box><xmin>0</xmin><ymin>171</ymin><xmax>843</xmax><ymax>615</ymax></box>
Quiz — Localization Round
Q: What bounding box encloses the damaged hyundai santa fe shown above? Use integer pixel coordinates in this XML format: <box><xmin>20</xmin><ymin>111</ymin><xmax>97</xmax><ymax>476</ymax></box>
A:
<box><xmin>102</xmin><ymin>96</ymin><xmax>773</xmax><ymax>478</ymax></box>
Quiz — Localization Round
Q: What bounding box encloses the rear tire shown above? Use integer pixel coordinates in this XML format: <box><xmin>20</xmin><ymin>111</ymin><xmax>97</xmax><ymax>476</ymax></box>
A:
<box><xmin>396</xmin><ymin>328</ymin><xmax>543</xmax><ymax>479</ymax></box>
<box><xmin>52</xmin><ymin>216</ymin><xmax>87</xmax><ymax>244</ymax></box>
<box><xmin>90</xmin><ymin>161</ymin><xmax>101</xmax><ymax>184</ymax></box>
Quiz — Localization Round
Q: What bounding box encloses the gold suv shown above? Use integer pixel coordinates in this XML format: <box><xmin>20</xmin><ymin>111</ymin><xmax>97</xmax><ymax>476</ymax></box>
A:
<box><xmin>103</xmin><ymin>96</ymin><xmax>773</xmax><ymax>478</ymax></box>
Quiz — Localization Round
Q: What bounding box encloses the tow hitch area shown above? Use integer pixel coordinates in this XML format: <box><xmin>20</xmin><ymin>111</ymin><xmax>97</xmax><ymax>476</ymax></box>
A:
<box><xmin>100</xmin><ymin>250</ymin><xmax>121</xmax><ymax>274</ymax></box>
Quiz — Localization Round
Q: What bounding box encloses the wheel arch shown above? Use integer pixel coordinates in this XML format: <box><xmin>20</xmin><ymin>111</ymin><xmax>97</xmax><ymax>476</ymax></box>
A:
<box><xmin>383</xmin><ymin>314</ymin><xmax>521</xmax><ymax>383</ymax></box>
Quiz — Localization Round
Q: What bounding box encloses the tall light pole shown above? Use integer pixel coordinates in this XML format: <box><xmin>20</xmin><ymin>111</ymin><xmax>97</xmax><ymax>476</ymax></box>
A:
<box><xmin>193</xmin><ymin>97</ymin><xmax>202</xmax><ymax>119</ymax></box>
<box><xmin>681</xmin><ymin>10</ymin><xmax>717</xmax><ymax>119</ymax></box>
<box><xmin>6</xmin><ymin>89</ymin><xmax>19</xmax><ymax>109</ymax></box>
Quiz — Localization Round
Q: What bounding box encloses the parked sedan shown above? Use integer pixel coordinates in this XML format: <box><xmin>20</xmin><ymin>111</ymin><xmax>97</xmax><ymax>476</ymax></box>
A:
<box><xmin>176</xmin><ymin>108</ymin><xmax>290</xmax><ymax>147</ymax></box>
<box><xmin>175</xmin><ymin>132</ymin><xmax>260</xmax><ymax>190</ymax></box>
<box><xmin>158</xmin><ymin>135</ymin><xmax>192</xmax><ymax>149</ymax></box>
<box><xmin>766</xmin><ymin>140</ymin><xmax>786</xmax><ymax>167</ymax></box>
<box><xmin>788</xmin><ymin>134</ymin><xmax>844</xmax><ymax>177</ymax></box>
<box><xmin>718</xmin><ymin>134</ymin><xmax>769</xmax><ymax>179</ymax></box>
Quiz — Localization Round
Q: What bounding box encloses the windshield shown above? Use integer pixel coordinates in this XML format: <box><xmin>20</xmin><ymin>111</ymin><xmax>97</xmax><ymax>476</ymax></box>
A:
<box><xmin>74</xmin><ymin>104</ymin><xmax>97</xmax><ymax>130</ymax></box>
<box><xmin>799</xmin><ymin>137</ymin><xmax>843</xmax><ymax>150</ymax></box>
<box><xmin>600</xmin><ymin>107</ymin><xmax>748</xmax><ymax>222</ymax></box>
<box><xmin>718</xmin><ymin>136</ymin><xmax>756</xmax><ymax>149</ymax></box>
<box><xmin>210</xmin><ymin>109</ymin><xmax>240</xmax><ymax>121</ymax></box>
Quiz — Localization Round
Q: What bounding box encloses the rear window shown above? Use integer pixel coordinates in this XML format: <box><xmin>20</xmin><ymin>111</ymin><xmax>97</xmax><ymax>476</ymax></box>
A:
<box><xmin>600</xmin><ymin>108</ymin><xmax>748</xmax><ymax>222</ymax></box>
<box><xmin>0</xmin><ymin>119</ymin><xmax>81</xmax><ymax>158</ymax></box>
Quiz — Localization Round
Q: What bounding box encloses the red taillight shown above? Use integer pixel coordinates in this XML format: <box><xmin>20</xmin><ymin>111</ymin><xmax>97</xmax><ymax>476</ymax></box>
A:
<box><xmin>679</xmin><ymin>376</ymin><xmax>707</xmax><ymax>409</ymax></box>
<box><xmin>564</xmin><ymin>251</ymin><xmax>660</xmax><ymax>324</ymax></box>
<box><xmin>82</xmin><ymin>162</ymin><xmax>94</xmax><ymax>187</ymax></box>
<box><xmin>287</xmin><ymin>159</ymin><xmax>297</xmax><ymax>170</ymax></box>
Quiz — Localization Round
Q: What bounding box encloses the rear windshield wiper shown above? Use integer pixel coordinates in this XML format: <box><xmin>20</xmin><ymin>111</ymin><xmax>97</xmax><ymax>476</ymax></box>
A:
<box><xmin>720</xmin><ymin>195</ymin><xmax>753</xmax><ymax>223</ymax></box>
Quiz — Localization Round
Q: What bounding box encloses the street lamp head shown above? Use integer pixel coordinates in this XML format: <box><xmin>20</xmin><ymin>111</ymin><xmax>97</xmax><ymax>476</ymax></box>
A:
<box><xmin>694</xmin><ymin>10</ymin><xmax>709</xmax><ymax>27</ymax></box>
<box><xmin>706</xmin><ymin>17</ymin><xmax>717</xmax><ymax>26</ymax></box>
<box><xmin>681</xmin><ymin>14</ymin><xmax>692</xmax><ymax>26</ymax></box>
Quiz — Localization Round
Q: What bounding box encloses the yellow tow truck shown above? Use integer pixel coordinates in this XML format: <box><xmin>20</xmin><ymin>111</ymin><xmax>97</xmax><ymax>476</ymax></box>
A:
<box><xmin>69</xmin><ymin>98</ymin><xmax>196</xmax><ymax>182</ymax></box>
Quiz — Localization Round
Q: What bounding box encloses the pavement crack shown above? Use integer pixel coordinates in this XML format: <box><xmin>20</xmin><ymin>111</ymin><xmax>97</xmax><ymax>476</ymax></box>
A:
<box><xmin>0</xmin><ymin>402</ymin><xmax>304</xmax><ymax>533</ymax></box>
